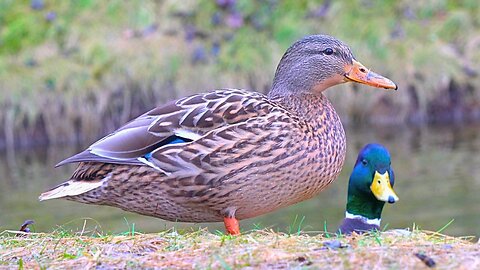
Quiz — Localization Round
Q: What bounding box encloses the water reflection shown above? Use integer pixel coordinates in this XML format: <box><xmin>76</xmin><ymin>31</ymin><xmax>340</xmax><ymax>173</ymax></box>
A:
<box><xmin>0</xmin><ymin>125</ymin><xmax>479</xmax><ymax>237</ymax></box>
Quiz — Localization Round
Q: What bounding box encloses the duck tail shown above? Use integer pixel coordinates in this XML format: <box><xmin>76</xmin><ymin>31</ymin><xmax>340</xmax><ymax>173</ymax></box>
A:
<box><xmin>38</xmin><ymin>179</ymin><xmax>106</xmax><ymax>201</ymax></box>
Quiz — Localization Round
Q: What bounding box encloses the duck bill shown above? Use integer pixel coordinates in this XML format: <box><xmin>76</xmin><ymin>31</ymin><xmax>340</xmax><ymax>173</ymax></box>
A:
<box><xmin>344</xmin><ymin>60</ymin><xmax>398</xmax><ymax>90</ymax></box>
<box><xmin>370</xmin><ymin>171</ymin><xmax>399</xmax><ymax>203</ymax></box>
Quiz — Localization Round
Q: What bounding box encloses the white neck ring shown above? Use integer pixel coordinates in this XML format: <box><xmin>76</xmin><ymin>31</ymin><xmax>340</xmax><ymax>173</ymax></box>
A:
<box><xmin>345</xmin><ymin>211</ymin><xmax>381</xmax><ymax>226</ymax></box>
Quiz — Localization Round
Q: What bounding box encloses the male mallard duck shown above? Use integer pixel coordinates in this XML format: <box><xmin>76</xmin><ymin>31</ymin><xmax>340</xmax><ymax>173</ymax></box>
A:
<box><xmin>338</xmin><ymin>143</ymin><xmax>399</xmax><ymax>235</ymax></box>
<box><xmin>39</xmin><ymin>35</ymin><xmax>397</xmax><ymax>235</ymax></box>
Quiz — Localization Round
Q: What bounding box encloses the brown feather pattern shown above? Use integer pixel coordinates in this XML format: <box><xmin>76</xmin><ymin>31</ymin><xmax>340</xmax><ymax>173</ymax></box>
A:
<box><xmin>56</xmin><ymin>90</ymin><xmax>345</xmax><ymax>222</ymax></box>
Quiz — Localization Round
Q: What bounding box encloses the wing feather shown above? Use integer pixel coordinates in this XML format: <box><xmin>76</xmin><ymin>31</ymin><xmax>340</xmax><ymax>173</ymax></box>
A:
<box><xmin>57</xmin><ymin>89</ymin><xmax>274</xmax><ymax>168</ymax></box>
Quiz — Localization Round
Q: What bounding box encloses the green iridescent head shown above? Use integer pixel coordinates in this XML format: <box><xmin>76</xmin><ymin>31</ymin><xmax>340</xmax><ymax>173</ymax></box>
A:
<box><xmin>346</xmin><ymin>144</ymin><xmax>399</xmax><ymax>220</ymax></box>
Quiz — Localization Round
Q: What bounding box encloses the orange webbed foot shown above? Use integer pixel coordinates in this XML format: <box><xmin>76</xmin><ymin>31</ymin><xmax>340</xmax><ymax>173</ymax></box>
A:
<box><xmin>223</xmin><ymin>216</ymin><xmax>240</xmax><ymax>235</ymax></box>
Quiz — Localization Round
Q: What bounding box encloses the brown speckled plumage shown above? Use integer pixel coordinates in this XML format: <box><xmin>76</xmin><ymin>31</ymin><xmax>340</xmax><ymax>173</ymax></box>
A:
<box><xmin>40</xmin><ymin>35</ymin><xmax>397</xmax><ymax>231</ymax></box>
<box><xmin>63</xmin><ymin>92</ymin><xmax>345</xmax><ymax>222</ymax></box>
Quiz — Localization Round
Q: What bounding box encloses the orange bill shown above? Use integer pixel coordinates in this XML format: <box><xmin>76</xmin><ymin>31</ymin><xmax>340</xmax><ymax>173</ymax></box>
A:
<box><xmin>344</xmin><ymin>59</ymin><xmax>398</xmax><ymax>90</ymax></box>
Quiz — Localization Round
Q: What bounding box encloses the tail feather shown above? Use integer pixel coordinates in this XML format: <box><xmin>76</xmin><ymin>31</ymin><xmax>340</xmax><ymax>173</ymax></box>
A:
<box><xmin>39</xmin><ymin>178</ymin><xmax>107</xmax><ymax>201</ymax></box>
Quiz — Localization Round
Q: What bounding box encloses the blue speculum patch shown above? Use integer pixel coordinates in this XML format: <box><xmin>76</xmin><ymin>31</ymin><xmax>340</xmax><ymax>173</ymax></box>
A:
<box><xmin>143</xmin><ymin>135</ymin><xmax>193</xmax><ymax>160</ymax></box>
<box><xmin>168</xmin><ymin>137</ymin><xmax>190</xmax><ymax>144</ymax></box>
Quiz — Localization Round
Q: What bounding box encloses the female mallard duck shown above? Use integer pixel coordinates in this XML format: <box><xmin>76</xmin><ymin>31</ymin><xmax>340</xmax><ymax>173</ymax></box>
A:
<box><xmin>40</xmin><ymin>35</ymin><xmax>397</xmax><ymax>235</ymax></box>
<box><xmin>338</xmin><ymin>144</ymin><xmax>399</xmax><ymax>235</ymax></box>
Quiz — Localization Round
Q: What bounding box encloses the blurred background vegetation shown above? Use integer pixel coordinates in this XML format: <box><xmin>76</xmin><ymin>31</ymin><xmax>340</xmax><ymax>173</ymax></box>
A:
<box><xmin>1</xmin><ymin>0</ymin><xmax>480</xmax><ymax>149</ymax></box>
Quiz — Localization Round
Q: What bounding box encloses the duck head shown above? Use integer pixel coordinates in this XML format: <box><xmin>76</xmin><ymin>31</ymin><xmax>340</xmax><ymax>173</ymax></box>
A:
<box><xmin>269</xmin><ymin>34</ymin><xmax>397</xmax><ymax>97</ymax></box>
<box><xmin>346</xmin><ymin>143</ymin><xmax>399</xmax><ymax>220</ymax></box>
<box><xmin>338</xmin><ymin>144</ymin><xmax>399</xmax><ymax>234</ymax></box>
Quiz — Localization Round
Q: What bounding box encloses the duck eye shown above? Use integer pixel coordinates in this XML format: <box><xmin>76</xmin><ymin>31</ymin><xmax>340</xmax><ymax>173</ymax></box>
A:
<box><xmin>323</xmin><ymin>48</ymin><xmax>334</xmax><ymax>55</ymax></box>
<box><xmin>361</xmin><ymin>159</ymin><xmax>368</xmax><ymax>166</ymax></box>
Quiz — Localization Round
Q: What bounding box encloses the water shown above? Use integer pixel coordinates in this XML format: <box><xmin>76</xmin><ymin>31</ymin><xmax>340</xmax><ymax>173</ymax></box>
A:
<box><xmin>0</xmin><ymin>125</ymin><xmax>479</xmax><ymax>237</ymax></box>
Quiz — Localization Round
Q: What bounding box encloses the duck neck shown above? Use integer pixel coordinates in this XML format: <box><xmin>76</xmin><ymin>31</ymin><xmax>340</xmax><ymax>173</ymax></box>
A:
<box><xmin>269</xmin><ymin>79</ymin><xmax>312</xmax><ymax>99</ymax></box>
<box><xmin>267</xmin><ymin>92</ymin><xmax>342</xmax><ymax>132</ymax></box>
<box><xmin>346</xmin><ymin>192</ymin><xmax>385</xmax><ymax>220</ymax></box>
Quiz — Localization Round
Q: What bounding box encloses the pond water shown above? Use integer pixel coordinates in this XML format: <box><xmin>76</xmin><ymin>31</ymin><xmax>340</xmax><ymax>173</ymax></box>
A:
<box><xmin>0</xmin><ymin>125</ymin><xmax>479</xmax><ymax>238</ymax></box>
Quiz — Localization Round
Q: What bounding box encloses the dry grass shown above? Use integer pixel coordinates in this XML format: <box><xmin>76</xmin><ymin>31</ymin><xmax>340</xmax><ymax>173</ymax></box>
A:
<box><xmin>0</xmin><ymin>227</ymin><xmax>478</xmax><ymax>269</ymax></box>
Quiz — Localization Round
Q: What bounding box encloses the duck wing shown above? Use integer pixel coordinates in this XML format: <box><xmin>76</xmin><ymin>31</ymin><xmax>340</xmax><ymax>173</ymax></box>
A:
<box><xmin>56</xmin><ymin>89</ymin><xmax>275</xmax><ymax>168</ymax></box>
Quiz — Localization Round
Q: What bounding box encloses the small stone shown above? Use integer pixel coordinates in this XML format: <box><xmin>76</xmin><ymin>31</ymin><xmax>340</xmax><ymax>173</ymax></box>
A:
<box><xmin>323</xmin><ymin>240</ymin><xmax>348</xmax><ymax>250</ymax></box>
<box><xmin>295</xmin><ymin>256</ymin><xmax>312</xmax><ymax>266</ymax></box>
<box><xmin>414</xmin><ymin>253</ymin><xmax>436</xmax><ymax>268</ymax></box>
<box><xmin>442</xmin><ymin>244</ymin><xmax>453</xmax><ymax>250</ymax></box>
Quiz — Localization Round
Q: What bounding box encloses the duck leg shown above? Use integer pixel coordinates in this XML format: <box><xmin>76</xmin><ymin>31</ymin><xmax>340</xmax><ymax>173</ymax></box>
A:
<box><xmin>222</xmin><ymin>207</ymin><xmax>240</xmax><ymax>235</ymax></box>
<box><xmin>223</xmin><ymin>216</ymin><xmax>240</xmax><ymax>235</ymax></box>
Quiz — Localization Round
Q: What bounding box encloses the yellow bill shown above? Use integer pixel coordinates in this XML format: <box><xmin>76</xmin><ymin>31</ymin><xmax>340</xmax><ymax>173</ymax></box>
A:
<box><xmin>344</xmin><ymin>59</ymin><xmax>398</xmax><ymax>90</ymax></box>
<box><xmin>370</xmin><ymin>171</ymin><xmax>399</xmax><ymax>203</ymax></box>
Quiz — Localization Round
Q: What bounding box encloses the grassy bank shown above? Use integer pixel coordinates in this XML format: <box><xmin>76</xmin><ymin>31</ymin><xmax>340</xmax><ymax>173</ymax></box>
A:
<box><xmin>1</xmin><ymin>1</ymin><xmax>480</xmax><ymax>149</ymax></box>
<box><xmin>0</xmin><ymin>228</ymin><xmax>478</xmax><ymax>269</ymax></box>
